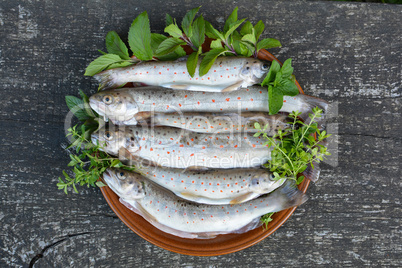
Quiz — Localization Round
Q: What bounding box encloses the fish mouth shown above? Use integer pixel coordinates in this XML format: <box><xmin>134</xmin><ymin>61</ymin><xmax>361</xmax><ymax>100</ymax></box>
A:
<box><xmin>89</xmin><ymin>97</ymin><xmax>106</xmax><ymax>116</ymax></box>
<box><xmin>102</xmin><ymin>169</ymin><xmax>120</xmax><ymax>194</ymax></box>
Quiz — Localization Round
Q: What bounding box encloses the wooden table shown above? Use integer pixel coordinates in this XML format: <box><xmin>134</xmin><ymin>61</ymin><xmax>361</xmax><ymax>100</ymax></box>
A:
<box><xmin>1</xmin><ymin>0</ymin><xmax>400</xmax><ymax>266</ymax></box>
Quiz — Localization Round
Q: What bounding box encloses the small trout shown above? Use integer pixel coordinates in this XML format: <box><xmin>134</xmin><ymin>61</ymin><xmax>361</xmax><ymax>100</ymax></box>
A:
<box><xmin>103</xmin><ymin>168</ymin><xmax>307</xmax><ymax>239</ymax></box>
<box><xmin>89</xmin><ymin>86</ymin><xmax>328</xmax><ymax>128</ymax></box>
<box><xmin>112</xmin><ymin>166</ymin><xmax>286</xmax><ymax>205</ymax></box>
<box><xmin>94</xmin><ymin>57</ymin><xmax>269</xmax><ymax>91</ymax></box>
<box><xmin>91</xmin><ymin>125</ymin><xmax>273</xmax><ymax>169</ymax></box>
<box><xmin>127</xmin><ymin>112</ymin><xmax>291</xmax><ymax>135</ymax></box>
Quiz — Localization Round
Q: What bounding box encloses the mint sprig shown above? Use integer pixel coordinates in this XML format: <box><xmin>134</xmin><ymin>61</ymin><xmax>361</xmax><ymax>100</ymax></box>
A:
<box><xmin>85</xmin><ymin>7</ymin><xmax>282</xmax><ymax>79</ymax></box>
<box><xmin>261</xmin><ymin>59</ymin><xmax>299</xmax><ymax>115</ymax></box>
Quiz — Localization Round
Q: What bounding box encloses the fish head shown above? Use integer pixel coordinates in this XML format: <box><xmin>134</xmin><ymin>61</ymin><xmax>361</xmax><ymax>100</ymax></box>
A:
<box><xmin>103</xmin><ymin>168</ymin><xmax>146</xmax><ymax>200</ymax></box>
<box><xmin>89</xmin><ymin>89</ymin><xmax>139</xmax><ymax>123</ymax></box>
<box><xmin>240</xmin><ymin>59</ymin><xmax>270</xmax><ymax>84</ymax></box>
<box><xmin>91</xmin><ymin>126</ymin><xmax>140</xmax><ymax>156</ymax></box>
<box><xmin>249</xmin><ymin>173</ymin><xmax>281</xmax><ymax>194</ymax></box>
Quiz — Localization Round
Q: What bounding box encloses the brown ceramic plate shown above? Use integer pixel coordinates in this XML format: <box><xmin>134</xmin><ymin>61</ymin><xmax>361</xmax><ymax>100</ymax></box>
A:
<box><xmin>100</xmin><ymin>49</ymin><xmax>309</xmax><ymax>256</ymax></box>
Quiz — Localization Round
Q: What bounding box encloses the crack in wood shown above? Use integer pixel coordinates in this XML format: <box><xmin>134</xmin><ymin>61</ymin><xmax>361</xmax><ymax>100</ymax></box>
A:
<box><xmin>28</xmin><ymin>232</ymin><xmax>93</xmax><ymax>268</ymax></box>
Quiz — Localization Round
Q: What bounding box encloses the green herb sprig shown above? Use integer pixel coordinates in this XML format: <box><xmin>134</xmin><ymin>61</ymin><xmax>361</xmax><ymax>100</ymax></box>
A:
<box><xmin>84</xmin><ymin>7</ymin><xmax>281</xmax><ymax>78</ymax></box>
<box><xmin>254</xmin><ymin>107</ymin><xmax>331</xmax><ymax>184</ymax></box>
<box><xmin>261</xmin><ymin>59</ymin><xmax>299</xmax><ymax>115</ymax></box>
<box><xmin>60</xmin><ymin>91</ymin><xmax>134</xmax><ymax>193</ymax></box>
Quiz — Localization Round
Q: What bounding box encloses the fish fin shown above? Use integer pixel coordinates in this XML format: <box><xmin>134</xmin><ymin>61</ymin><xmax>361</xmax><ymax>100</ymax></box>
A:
<box><xmin>229</xmin><ymin>192</ymin><xmax>259</xmax><ymax>204</ymax></box>
<box><xmin>120</xmin><ymin>198</ymin><xmax>158</xmax><ymax>223</ymax></box>
<box><xmin>267</xmin><ymin>180</ymin><xmax>308</xmax><ymax>211</ymax></box>
<box><xmin>184</xmin><ymin>166</ymin><xmax>209</xmax><ymax>172</ymax></box>
<box><xmin>221</xmin><ymin>81</ymin><xmax>243</xmax><ymax>92</ymax></box>
<box><xmin>134</xmin><ymin>111</ymin><xmax>153</xmax><ymax>122</ymax></box>
<box><xmin>231</xmin><ymin>217</ymin><xmax>262</xmax><ymax>234</ymax></box>
<box><xmin>164</xmin><ymin>84</ymin><xmax>189</xmax><ymax>90</ymax></box>
<box><xmin>120</xmin><ymin>198</ymin><xmax>209</xmax><ymax>239</ymax></box>
<box><xmin>296</xmin><ymin>95</ymin><xmax>329</xmax><ymax>129</ymax></box>
<box><xmin>94</xmin><ymin>69</ymin><xmax>127</xmax><ymax>90</ymax></box>
<box><xmin>302</xmin><ymin>162</ymin><xmax>321</xmax><ymax>182</ymax></box>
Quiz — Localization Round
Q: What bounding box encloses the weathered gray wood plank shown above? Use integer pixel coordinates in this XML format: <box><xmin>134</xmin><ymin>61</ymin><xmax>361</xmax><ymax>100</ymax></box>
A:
<box><xmin>0</xmin><ymin>0</ymin><xmax>400</xmax><ymax>267</ymax></box>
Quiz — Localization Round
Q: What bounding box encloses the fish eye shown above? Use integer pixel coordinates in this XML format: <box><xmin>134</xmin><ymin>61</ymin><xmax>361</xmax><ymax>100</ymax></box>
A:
<box><xmin>246</xmin><ymin>67</ymin><xmax>250</xmax><ymax>70</ymax></box>
<box><xmin>262</xmin><ymin>63</ymin><xmax>269</xmax><ymax>70</ymax></box>
<box><xmin>103</xmin><ymin>95</ymin><xmax>113</xmax><ymax>105</ymax></box>
<box><xmin>104</xmin><ymin>131</ymin><xmax>113</xmax><ymax>140</ymax></box>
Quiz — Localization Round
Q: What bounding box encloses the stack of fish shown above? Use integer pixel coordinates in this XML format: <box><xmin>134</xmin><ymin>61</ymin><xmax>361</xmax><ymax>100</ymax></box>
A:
<box><xmin>89</xmin><ymin>57</ymin><xmax>328</xmax><ymax>239</ymax></box>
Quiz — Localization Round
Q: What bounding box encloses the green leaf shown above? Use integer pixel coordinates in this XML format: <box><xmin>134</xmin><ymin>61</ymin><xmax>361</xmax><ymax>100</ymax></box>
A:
<box><xmin>256</xmin><ymin>38</ymin><xmax>281</xmax><ymax>52</ymax></box>
<box><xmin>223</xmin><ymin>7</ymin><xmax>238</xmax><ymax>33</ymax></box>
<box><xmin>165</xmin><ymin>13</ymin><xmax>174</xmax><ymax>26</ymax></box>
<box><xmin>240</xmin><ymin>21</ymin><xmax>253</xmax><ymax>35</ymax></box>
<box><xmin>241</xmin><ymin>32</ymin><xmax>256</xmax><ymax>45</ymax></box>
<box><xmin>279</xmin><ymin>79</ymin><xmax>299</xmax><ymax>96</ymax></box>
<box><xmin>186</xmin><ymin>50</ymin><xmax>199</xmax><ymax>78</ymax></box>
<box><xmin>181</xmin><ymin>6</ymin><xmax>200</xmax><ymax>38</ymax></box>
<box><xmin>239</xmin><ymin>40</ymin><xmax>255</xmax><ymax>56</ymax></box>
<box><xmin>205</xmin><ymin>21</ymin><xmax>224</xmax><ymax>40</ymax></box>
<box><xmin>199</xmin><ymin>48</ymin><xmax>226</xmax><ymax>76</ymax></box>
<box><xmin>157</xmin><ymin>45</ymin><xmax>186</xmax><ymax>61</ymax></box>
<box><xmin>210</xmin><ymin>39</ymin><xmax>223</xmax><ymax>49</ymax></box>
<box><xmin>150</xmin><ymin>33</ymin><xmax>168</xmax><ymax>53</ymax></box>
<box><xmin>268</xmin><ymin>86</ymin><xmax>284</xmax><ymax>115</ymax></box>
<box><xmin>96</xmin><ymin>181</ymin><xmax>107</xmax><ymax>187</ymax></box>
<box><xmin>128</xmin><ymin>11</ymin><xmax>153</xmax><ymax>60</ymax></box>
<box><xmin>84</xmin><ymin>54</ymin><xmax>123</xmax><ymax>76</ymax></box>
<box><xmin>254</xmin><ymin>20</ymin><xmax>265</xmax><ymax>40</ymax></box>
<box><xmin>106</xmin><ymin>61</ymin><xmax>133</xmax><ymax>70</ymax></box>
<box><xmin>105</xmin><ymin>31</ymin><xmax>130</xmax><ymax>60</ymax></box>
<box><xmin>156</xmin><ymin>38</ymin><xmax>186</xmax><ymax>56</ymax></box>
<box><xmin>261</xmin><ymin>60</ymin><xmax>281</xmax><ymax>87</ymax></box>
<box><xmin>280</xmin><ymin>58</ymin><xmax>294</xmax><ymax>78</ymax></box>
<box><xmin>189</xmin><ymin>15</ymin><xmax>205</xmax><ymax>49</ymax></box>
<box><xmin>224</xmin><ymin>19</ymin><xmax>246</xmax><ymax>41</ymax></box>
<box><xmin>65</xmin><ymin>96</ymin><xmax>91</xmax><ymax>121</ymax></box>
<box><xmin>164</xmin><ymin>23</ymin><xmax>183</xmax><ymax>38</ymax></box>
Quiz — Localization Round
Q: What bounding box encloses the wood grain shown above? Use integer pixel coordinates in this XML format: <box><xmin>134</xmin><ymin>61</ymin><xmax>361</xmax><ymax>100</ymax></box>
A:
<box><xmin>0</xmin><ymin>0</ymin><xmax>400</xmax><ymax>267</ymax></box>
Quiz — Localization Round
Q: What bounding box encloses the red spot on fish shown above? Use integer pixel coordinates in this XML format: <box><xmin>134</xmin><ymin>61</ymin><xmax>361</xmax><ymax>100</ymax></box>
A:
<box><xmin>181</xmin><ymin>180</ymin><xmax>184</xmax><ymax>183</ymax></box>
<box><xmin>185</xmin><ymin>95</ymin><xmax>188</xmax><ymax>98</ymax></box>
<box><xmin>167</xmin><ymin>68</ymin><xmax>169</xmax><ymax>71</ymax></box>
<box><xmin>220</xmin><ymin>75</ymin><xmax>223</xmax><ymax>77</ymax></box>
<box><xmin>150</xmin><ymin>201</ymin><xmax>152</xmax><ymax>204</ymax></box>
<box><xmin>179</xmin><ymin>144</ymin><xmax>184</xmax><ymax>147</ymax></box>
<box><xmin>150</xmin><ymin>148</ymin><xmax>153</xmax><ymax>151</ymax></box>
<box><xmin>167</xmin><ymin>152</ymin><xmax>170</xmax><ymax>154</ymax></box>
<box><xmin>197</xmin><ymin>102</ymin><xmax>200</xmax><ymax>105</ymax></box>
<box><xmin>237</xmin><ymin>97</ymin><xmax>241</xmax><ymax>100</ymax></box>
<box><xmin>252</xmin><ymin>144</ymin><xmax>256</xmax><ymax>148</ymax></box>
<box><xmin>146</xmin><ymin>71</ymin><xmax>149</xmax><ymax>74</ymax></box>
<box><xmin>159</xmin><ymin>72</ymin><xmax>161</xmax><ymax>74</ymax></box>
<box><xmin>154</xmin><ymin>66</ymin><xmax>156</xmax><ymax>68</ymax></box>
<box><xmin>179</xmin><ymin>103</ymin><xmax>182</xmax><ymax>107</ymax></box>
<box><xmin>212</xmin><ymin>99</ymin><xmax>215</xmax><ymax>102</ymax></box>
<box><xmin>196</xmin><ymin>78</ymin><xmax>198</xmax><ymax>80</ymax></box>
<box><xmin>190</xmin><ymin>154</ymin><xmax>194</xmax><ymax>156</ymax></box>
<box><xmin>202</xmin><ymin>146</ymin><xmax>206</xmax><ymax>149</ymax></box>
<box><xmin>228</xmin><ymin>76</ymin><xmax>230</xmax><ymax>78</ymax></box>
<box><xmin>194</xmin><ymin>213</ymin><xmax>196</xmax><ymax>215</ymax></box>
<box><xmin>183</xmin><ymin>72</ymin><xmax>185</xmax><ymax>74</ymax></box>
<box><xmin>227</xmin><ymin>184</ymin><xmax>230</xmax><ymax>187</ymax></box>
<box><xmin>259</xmin><ymin>91</ymin><xmax>262</xmax><ymax>94</ymax></box>
<box><xmin>283</xmin><ymin>100</ymin><xmax>287</xmax><ymax>103</ymax></box>
<box><xmin>234</xmin><ymin>145</ymin><xmax>238</xmax><ymax>148</ymax></box>
<box><xmin>220</xmin><ymin>190</ymin><xmax>223</xmax><ymax>192</ymax></box>
<box><xmin>226</xmin><ymin>98</ymin><xmax>230</xmax><ymax>101</ymax></box>
<box><xmin>192</xmin><ymin>181</ymin><xmax>194</xmax><ymax>183</ymax></box>
<box><xmin>208</xmin><ymin>77</ymin><xmax>210</xmax><ymax>80</ymax></box>
<box><xmin>220</xmin><ymin>145</ymin><xmax>223</xmax><ymax>148</ymax></box>
<box><xmin>167</xmin><ymin>105</ymin><xmax>169</xmax><ymax>109</ymax></box>
<box><xmin>153</xmin><ymin>103</ymin><xmax>155</xmax><ymax>105</ymax></box>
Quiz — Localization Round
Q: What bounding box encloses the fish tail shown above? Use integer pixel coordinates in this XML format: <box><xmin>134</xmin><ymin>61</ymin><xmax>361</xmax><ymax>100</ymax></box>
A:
<box><xmin>302</xmin><ymin>162</ymin><xmax>321</xmax><ymax>182</ymax></box>
<box><xmin>94</xmin><ymin>69</ymin><xmax>126</xmax><ymax>90</ymax></box>
<box><xmin>297</xmin><ymin>95</ymin><xmax>329</xmax><ymax>129</ymax></box>
<box><xmin>269</xmin><ymin>180</ymin><xmax>308</xmax><ymax>211</ymax></box>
